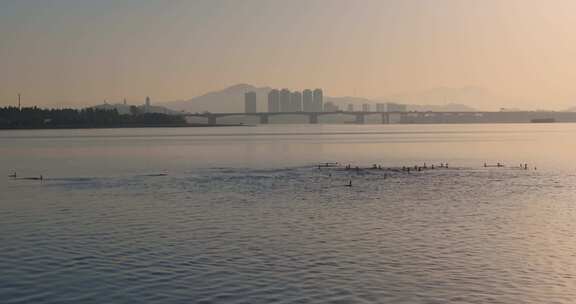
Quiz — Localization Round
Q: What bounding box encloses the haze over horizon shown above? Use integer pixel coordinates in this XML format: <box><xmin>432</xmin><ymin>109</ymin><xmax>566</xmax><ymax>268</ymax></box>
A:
<box><xmin>2</xmin><ymin>0</ymin><xmax>576</xmax><ymax>110</ymax></box>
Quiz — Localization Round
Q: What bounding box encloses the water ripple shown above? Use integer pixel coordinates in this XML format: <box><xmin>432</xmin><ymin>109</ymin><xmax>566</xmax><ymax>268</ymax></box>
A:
<box><xmin>1</xmin><ymin>166</ymin><xmax>575</xmax><ymax>303</ymax></box>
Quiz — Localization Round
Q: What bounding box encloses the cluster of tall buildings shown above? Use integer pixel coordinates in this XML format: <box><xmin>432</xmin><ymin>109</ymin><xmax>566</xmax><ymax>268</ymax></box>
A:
<box><xmin>244</xmin><ymin>88</ymin><xmax>407</xmax><ymax>113</ymax></box>
<box><xmin>267</xmin><ymin>88</ymin><xmax>324</xmax><ymax>113</ymax></box>
<box><xmin>244</xmin><ymin>88</ymin><xmax>325</xmax><ymax>113</ymax></box>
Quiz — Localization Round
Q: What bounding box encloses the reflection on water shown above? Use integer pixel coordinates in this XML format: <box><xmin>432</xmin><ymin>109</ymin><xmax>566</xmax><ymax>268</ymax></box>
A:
<box><xmin>2</xmin><ymin>124</ymin><xmax>576</xmax><ymax>179</ymax></box>
<box><xmin>1</xmin><ymin>124</ymin><xmax>576</xmax><ymax>303</ymax></box>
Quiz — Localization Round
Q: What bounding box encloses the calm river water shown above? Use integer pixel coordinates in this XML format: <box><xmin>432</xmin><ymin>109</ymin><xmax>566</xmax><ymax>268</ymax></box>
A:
<box><xmin>1</xmin><ymin>124</ymin><xmax>576</xmax><ymax>303</ymax></box>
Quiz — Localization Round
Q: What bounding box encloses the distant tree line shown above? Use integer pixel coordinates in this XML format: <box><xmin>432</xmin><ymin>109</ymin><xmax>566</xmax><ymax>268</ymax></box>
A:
<box><xmin>0</xmin><ymin>106</ymin><xmax>186</xmax><ymax>129</ymax></box>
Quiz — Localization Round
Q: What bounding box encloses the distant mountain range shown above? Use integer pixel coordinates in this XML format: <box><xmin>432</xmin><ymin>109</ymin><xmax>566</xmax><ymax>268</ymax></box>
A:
<box><xmin>160</xmin><ymin>84</ymin><xmax>482</xmax><ymax>113</ymax></box>
<box><xmin>162</xmin><ymin>84</ymin><xmax>272</xmax><ymax>113</ymax></box>
<box><xmin>386</xmin><ymin>86</ymin><xmax>492</xmax><ymax>109</ymax></box>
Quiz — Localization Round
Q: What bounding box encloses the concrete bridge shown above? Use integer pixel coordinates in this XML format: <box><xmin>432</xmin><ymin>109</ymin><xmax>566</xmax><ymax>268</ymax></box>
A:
<box><xmin>184</xmin><ymin>111</ymin><xmax>576</xmax><ymax>125</ymax></box>
<box><xmin>185</xmin><ymin>111</ymin><xmax>398</xmax><ymax>125</ymax></box>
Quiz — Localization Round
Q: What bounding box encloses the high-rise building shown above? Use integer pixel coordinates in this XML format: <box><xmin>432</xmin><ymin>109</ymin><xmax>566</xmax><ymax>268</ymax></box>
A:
<box><xmin>313</xmin><ymin>89</ymin><xmax>323</xmax><ymax>112</ymax></box>
<box><xmin>386</xmin><ymin>102</ymin><xmax>407</xmax><ymax>112</ymax></box>
<box><xmin>347</xmin><ymin>104</ymin><xmax>354</xmax><ymax>112</ymax></box>
<box><xmin>362</xmin><ymin>103</ymin><xmax>370</xmax><ymax>112</ymax></box>
<box><xmin>280</xmin><ymin>89</ymin><xmax>291</xmax><ymax>112</ymax></box>
<box><xmin>245</xmin><ymin>91</ymin><xmax>257</xmax><ymax>113</ymax></box>
<box><xmin>291</xmin><ymin>91</ymin><xmax>302</xmax><ymax>112</ymax></box>
<box><xmin>145</xmin><ymin>96</ymin><xmax>151</xmax><ymax>113</ymax></box>
<box><xmin>268</xmin><ymin>89</ymin><xmax>280</xmax><ymax>113</ymax></box>
<box><xmin>303</xmin><ymin>89</ymin><xmax>314</xmax><ymax>112</ymax></box>
<box><xmin>376</xmin><ymin>103</ymin><xmax>386</xmax><ymax>112</ymax></box>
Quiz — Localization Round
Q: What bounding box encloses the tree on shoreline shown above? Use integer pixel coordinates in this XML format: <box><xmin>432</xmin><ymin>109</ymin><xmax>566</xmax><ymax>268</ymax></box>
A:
<box><xmin>0</xmin><ymin>106</ymin><xmax>185</xmax><ymax>128</ymax></box>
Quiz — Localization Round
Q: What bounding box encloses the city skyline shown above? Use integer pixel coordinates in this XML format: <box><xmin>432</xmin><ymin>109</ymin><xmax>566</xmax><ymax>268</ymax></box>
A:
<box><xmin>10</xmin><ymin>81</ymin><xmax>573</xmax><ymax>114</ymax></box>
<box><xmin>266</xmin><ymin>88</ymin><xmax>325</xmax><ymax>113</ymax></box>
<box><xmin>3</xmin><ymin>1</ymin><xmax>576</xmax><ymax>109</ymax></box>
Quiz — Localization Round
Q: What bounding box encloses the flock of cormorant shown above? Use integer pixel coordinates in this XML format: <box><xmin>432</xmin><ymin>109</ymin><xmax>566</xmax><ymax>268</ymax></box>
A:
<box><xmin>7</xmin><ymin>161</ymin><xmax>536</xmax><ymax>185</ymax></box>
<box><xmin>315</xmin><ymin>161</ymin><xmax>536</xmax><ymax>187</ymax></box>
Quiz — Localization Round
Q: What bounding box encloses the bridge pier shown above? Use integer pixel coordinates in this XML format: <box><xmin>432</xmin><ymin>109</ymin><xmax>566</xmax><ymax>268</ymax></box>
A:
<box><xmin>259</xmin><ymin>115</ymin><xmax>269</xmax><ymax>124</ymax></box>
<box><xmin>309</xmin><ymin>114</ymin><xmax>319</xmax><ymax>124</ymax></box>
<box><xmin>355</xmin><ymin>114</ymin><xmax>366</xmax><ymax>124</ymax></box>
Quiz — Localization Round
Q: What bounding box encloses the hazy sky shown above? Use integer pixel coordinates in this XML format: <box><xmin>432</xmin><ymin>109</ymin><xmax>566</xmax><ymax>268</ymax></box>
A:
<box><xmin>2</xmin><ymin>0</ymin><xmax>576</xmax><ymax>109</ymax></box>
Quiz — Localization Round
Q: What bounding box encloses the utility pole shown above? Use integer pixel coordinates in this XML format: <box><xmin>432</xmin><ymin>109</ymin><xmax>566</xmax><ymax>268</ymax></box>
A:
<box><xmin>18</xmin><ymin>93</ymin><xmax>21</xmax><ymax>110</ymax></box>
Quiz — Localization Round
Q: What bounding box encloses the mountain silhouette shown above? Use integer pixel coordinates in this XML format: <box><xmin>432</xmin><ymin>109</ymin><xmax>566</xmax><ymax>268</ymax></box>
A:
<box><xmin>387</xmin><ymin>86</ymin><xmax>491</xmax><ymax>109</ymax></box>
<box><xmin>160</xmin><ymin>84</ymin><xmax>481</xmax><ymax>113</ymax></box>
<box><xmin>162</xmin><ymin>84</ymin><xmax>272</xmax><ymax>113</ymax></box>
